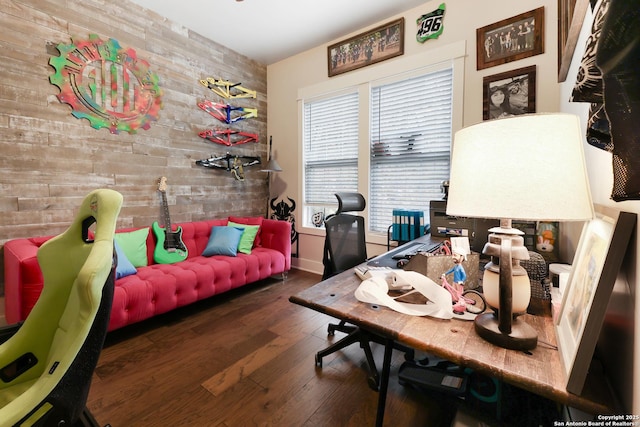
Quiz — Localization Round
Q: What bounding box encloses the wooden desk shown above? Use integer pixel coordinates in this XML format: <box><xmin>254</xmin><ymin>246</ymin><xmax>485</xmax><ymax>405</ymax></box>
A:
<box><xmin>289</xmin><ymin>265</ymin><xmax>616</xmax><ymax>425</ymax></box>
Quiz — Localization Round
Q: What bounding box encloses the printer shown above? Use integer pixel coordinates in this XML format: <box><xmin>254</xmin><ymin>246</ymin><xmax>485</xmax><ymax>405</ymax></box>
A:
<box><xmin>429</xmin><ymin>199</ymin><xmax>499</xmax><ymax>255</ymax></box>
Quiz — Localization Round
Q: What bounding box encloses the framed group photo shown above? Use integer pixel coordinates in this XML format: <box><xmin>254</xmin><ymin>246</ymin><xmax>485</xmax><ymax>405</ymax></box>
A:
<box><xmin>328</xmin><ymin>18</ymin><xmax>404</xmax><ymax>77</ymax></box>
<box><xmin>483</xmin><ymin>65</ymin><xmax>536</xmax><ymax>121</ymax></box>
<box><xmin>476</xmin><ymin>7</ymin><xmax>544</xmax><ymax>70</ymax></box>
<box><xmin>555</xmin><ymin>206</ymin><xmax>636</xmax><ymax>395</ymax></box>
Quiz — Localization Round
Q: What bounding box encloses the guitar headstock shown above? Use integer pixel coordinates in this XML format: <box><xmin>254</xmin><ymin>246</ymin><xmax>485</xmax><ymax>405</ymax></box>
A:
<box><xmin>157</xmin><ymin>176</ymin><xmax>167</xmax><ymax>193</ymax></box>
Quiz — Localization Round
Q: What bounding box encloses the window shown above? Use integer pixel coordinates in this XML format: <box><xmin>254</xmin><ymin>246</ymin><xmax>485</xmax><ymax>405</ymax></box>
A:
<box><xmin>369</xmin><ymin>67</ymin><xmax>453</xmax><ymax>232</ymax></box>
<box><xmin>303</xmin><ymin>91</ymin><xmax>359</xmax><ymax>227</ymax></box>
<box><xmin>300</xmin><ymin>58</ymin><xmax>457</xmax><ymax>235</ymax></box>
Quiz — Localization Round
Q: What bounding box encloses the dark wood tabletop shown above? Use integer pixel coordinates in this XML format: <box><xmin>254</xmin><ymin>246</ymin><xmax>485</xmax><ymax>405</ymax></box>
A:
<box><xmin>289</xmin><ymin>267</ymin><xmax>617</xmax><ymax>416</ymax></box>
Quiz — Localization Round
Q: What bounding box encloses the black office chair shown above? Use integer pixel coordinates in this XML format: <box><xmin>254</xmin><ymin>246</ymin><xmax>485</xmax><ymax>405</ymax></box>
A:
<box><xmin>321</xmin><ymin>192</ymin><xmax>367</xmax><ymax>280</ymax></box>
<box><xmin>317</xmin><ymin>192</ymin><xmax>413</xmax><ymax>390</ymax></box>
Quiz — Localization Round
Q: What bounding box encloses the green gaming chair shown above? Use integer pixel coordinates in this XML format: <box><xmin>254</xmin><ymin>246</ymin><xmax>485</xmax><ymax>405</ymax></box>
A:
<box><xmin>0</xmin><ymin>188</ymin><xmax>123</xmax><ymax>427</ymax></box>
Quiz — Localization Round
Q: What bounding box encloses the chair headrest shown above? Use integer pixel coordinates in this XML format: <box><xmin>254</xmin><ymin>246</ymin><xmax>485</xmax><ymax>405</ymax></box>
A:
<box><xmin>335</xmin><ymin>192</ymin><xmax>366</xmax><ymax>214</ymax></box>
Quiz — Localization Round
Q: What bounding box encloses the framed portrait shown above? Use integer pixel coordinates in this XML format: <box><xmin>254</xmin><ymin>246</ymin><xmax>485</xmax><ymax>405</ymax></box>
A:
<box><xmin>555</xmin><ymin>206</ymin><xmax>636</xmax><ymax>395</ymax></box>
<box><xmin>483</xmin><ymin>65</ymin><xmax>536</xmax><ymax>121</ymax></box>
<box><xmin>328</xmin><ymin>18</ymin><xmax>404</xmax><ymax>77</ymax></box>
<box><xmin>476</xmin><ymin>7</ymin><xmax>544</xmax><ymax>70</ymax></box>
<box><xmin>557</xmin><ymin>0</ymin><xmax>589</xmax><ymax>82</ymax></box>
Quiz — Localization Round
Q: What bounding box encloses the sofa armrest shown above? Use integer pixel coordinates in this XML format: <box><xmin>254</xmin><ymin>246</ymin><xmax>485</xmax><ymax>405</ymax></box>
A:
<box><xmin>3</xmin><ymin>238</ymin><xmax>49</xmax><ymax>324</ymax></box>
<box><xmin>260</xmin><ymin>219</ymin><xmax>292</xmax><ymax>271</ymax></box>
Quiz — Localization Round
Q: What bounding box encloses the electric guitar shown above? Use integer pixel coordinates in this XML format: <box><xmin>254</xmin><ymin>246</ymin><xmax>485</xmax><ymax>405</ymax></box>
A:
<box><xmin>152</xmin><ymin>177</ymin><xmax>188</xmax><ymax>264</ymax></box>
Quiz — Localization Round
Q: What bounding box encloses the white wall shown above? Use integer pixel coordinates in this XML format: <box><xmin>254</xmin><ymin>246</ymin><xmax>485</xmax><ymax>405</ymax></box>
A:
<box><xmin>267</xmin><ymin>0</ymin><xmax>560</xmax><ymax>273</ymax></box>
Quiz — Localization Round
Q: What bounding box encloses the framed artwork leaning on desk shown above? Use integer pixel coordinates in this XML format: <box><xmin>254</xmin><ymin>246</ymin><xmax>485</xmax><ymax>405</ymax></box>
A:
<box><xmin>555</xmin><ymin>206</ymin><xmax>636</xmax><ymax>395</ymax></box>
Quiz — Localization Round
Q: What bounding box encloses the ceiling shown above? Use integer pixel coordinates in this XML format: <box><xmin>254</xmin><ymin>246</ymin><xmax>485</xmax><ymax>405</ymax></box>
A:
<box><xmin>129</xmin><ymin>0</ymin><xmax>428</xmax><ymax>65</ymax></box>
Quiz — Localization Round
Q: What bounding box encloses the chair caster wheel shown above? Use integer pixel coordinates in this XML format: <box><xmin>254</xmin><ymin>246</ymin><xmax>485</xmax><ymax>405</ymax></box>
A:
<box><xmin>418</xmin><ymin>356</ymin><xmax>430</xmax><ymax>366</ymax></box>
<box><xmin>367</xmin><ymin>376</ymin><xmax>379</xmax><ymax>391</ymax></box>
<box><xmin>315</xmin><ymin>354</ymin><xmax>322</xmax><ymax>367</ymax></box>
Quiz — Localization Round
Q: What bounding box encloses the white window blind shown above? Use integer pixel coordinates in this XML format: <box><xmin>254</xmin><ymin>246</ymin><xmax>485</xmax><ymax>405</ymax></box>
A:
<box><xmin>369</xmin><ymin>67</ymin><xmax>453</xmax><ymax>233</ymax></box>
<box><xmin>303</xmin><ymin>91</ymin><xmax>359</xmax><ymax>207</ymax></box>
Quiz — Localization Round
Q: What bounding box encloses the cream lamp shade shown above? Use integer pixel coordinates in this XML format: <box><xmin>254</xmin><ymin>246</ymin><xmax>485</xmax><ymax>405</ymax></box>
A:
<box><xmin>446</xmin><ymin>113</ymin><xmax>594</xmax><ymax>222</ymax></box>
<box><xmin>446</xmin><ymin>113</ymin><xmax>594</xmax><ymax>350</ymax></box>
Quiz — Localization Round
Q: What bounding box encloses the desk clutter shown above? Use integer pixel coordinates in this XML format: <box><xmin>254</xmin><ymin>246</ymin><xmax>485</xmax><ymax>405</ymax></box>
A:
<box><xmin>354</xmin><ymin>266</ymin><xmax>486</xmax><ymax>320</ymax></box>
<box><xmin>402</xmin><ymin>251</ymin><xmax>481</xmax><ymax>290</ymax></box>
<box><xmin>364</xmin><ymin>233</ymin><xmax>563</xmax><ymax>322</ymax></box>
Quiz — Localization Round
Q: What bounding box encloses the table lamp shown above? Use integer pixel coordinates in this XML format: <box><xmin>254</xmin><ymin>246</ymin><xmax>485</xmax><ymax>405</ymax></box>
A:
<box><xmin>446</xmin><ymin>113</ymin><xmax>594</xmax><ymax>351</ymax></box>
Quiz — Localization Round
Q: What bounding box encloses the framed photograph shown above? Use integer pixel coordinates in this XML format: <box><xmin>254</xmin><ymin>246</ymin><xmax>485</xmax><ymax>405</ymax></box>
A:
<box><xmin>555</xmin><ymin>206</ymin><xmax>636</xmax><ymax>395</ymax></box>
<box><xmin>483</xmin><ymin>65</ymin><xmax>536</xmax><ymax>121</ymax></box>
<box><xmin>476</xmin><ymin>7</ymin><xmax>544</xmax><ymax>70</ymax></box>
<box><xmin>557</xmin><ymin>0</ymin><xmax>589</xmax><ymax>82</ymax></box>
<box><xmin>328</xmin><ymin>18</ymin><xmax>404</xmax><ymax>77</ymax></box>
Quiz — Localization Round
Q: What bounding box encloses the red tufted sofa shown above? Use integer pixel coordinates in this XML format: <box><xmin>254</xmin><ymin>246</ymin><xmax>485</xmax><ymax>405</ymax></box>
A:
<box><xmin>3</xmin><ymin>217</ymin><xmax>291</xmax><ymax>332</ymax></box>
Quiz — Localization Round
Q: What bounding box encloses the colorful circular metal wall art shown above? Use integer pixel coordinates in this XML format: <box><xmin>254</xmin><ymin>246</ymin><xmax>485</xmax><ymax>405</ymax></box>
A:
<box><xmin>49</xmin><ymin>34</ymin><xmax>163</xmax><ymax>134</ymax></box>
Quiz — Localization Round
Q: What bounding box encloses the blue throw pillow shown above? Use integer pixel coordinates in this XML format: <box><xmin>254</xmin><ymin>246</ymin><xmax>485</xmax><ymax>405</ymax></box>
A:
<box><xmin>202</xmin><ymin>226</ymin><xmax>244</xmax><ymax>257</ymax></box>
<box><xmin>114</xmin><ymin>240</ymin><xmax>137</xmax><ymax>279</ymax></box>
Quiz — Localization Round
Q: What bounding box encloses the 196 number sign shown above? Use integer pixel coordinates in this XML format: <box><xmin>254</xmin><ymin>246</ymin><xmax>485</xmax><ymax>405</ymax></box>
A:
<box><xmin>417</xmin><ymin>3</ymin><xmax>446</xmax><ymax>43</ymax></box>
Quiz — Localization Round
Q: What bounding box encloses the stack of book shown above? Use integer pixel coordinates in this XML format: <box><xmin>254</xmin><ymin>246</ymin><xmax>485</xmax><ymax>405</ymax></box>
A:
<box><xmin>392</xmin><ymin>209</ymin><xmax>425</xmax><ymax>242</ymax></box>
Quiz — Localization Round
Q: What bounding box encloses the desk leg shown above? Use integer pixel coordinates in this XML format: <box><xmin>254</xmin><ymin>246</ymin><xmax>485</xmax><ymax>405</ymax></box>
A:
<box><xmin>375</xmin><ymin>338</ymin><xmax>393</xmax><ymax>427</ymax></box>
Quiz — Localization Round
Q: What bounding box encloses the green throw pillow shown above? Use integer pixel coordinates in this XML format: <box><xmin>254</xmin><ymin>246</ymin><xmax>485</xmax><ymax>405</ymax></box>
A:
<box><xmin>227</xmin><ymin>221</ymin><xmax>260</xmax><ymax>254</ymax></box>
<box><xmin>114</xmin><ymin>228</ymin><xmax>149</xmax><ymax>267</ymax></box>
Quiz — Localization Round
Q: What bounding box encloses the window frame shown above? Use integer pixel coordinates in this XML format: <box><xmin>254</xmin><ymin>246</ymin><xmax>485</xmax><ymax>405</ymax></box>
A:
<box><xmin>368</xmin><ymin>66</ymin><xmax>454</xmax><ymax>234</ymax></box>
<box><xmin>297</xmin><ymin>41</ymin><xmax>466</xmax><ymax>246</ymax></box>
<box><xmin>302</xmin><ymin>89</ymin><xmax>361</xmax><ymax>224</ymax></box>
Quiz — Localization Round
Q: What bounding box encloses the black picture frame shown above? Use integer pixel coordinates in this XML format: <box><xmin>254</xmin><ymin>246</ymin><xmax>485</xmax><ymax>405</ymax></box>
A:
<box><xmin>483</xmin><ymin>65</ymin><xmax>536</xmax><ymax>121</ymax></box>
<box><xmin>556</xmin><ymin>206</ymin><xmax>636</xmax><ymax>395</ymax></box>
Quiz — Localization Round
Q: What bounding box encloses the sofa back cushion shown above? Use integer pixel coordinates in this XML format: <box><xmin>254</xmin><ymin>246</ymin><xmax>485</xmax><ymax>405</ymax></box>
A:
<box><xmin>177</xmin><ymin>220</ymin><xmax>228</xmax><ymax>259</ymax></box>
<box><xmin>109</xmin><ymin>218</ymin><xmax>274</xmax><ymax>265</ymax></box>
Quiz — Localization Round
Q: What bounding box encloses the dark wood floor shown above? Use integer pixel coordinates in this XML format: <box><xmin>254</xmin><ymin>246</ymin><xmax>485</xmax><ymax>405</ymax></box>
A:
<box><xmin>86</xmin><ymin>269</ymin><xmax>462</xmax><ymax>426</ymax></box>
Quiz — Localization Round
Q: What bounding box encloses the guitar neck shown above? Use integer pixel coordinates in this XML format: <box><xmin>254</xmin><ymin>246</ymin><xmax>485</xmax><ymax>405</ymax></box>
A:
<box><xmin>160</xmin><ymin>190</ymin><xmax>172</xmax><ymax>231</ymax></box>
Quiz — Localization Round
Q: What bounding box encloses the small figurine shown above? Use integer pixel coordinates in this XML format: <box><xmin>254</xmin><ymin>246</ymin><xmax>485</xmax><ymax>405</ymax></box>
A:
<box><xmin>443</xmin><ymin>249</ymin><xmax>467</xmax><ymax>285</ymax></box>
<box><xmin>441</xmin><ymin>249</ymin><xmax>467</xmax><ymax>314</ymax></box>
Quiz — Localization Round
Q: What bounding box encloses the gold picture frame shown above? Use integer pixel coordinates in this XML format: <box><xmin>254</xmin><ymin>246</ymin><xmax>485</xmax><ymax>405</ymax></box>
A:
<box><xmin>476</xmin><ymin>7</ymin><xmax>544</xmax><ymax>70</ymax></box>
<box><xmin>328</xmin><ymin>18</ymin><xmax>404</xmax><ymax>77</ymax></box>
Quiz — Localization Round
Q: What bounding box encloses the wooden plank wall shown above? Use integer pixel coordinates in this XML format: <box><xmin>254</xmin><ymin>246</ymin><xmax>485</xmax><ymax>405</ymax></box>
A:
<box><xmin>0</xmin><ymin>0</ymin><xmax>268</xmax><ymax>293</ymax></box>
